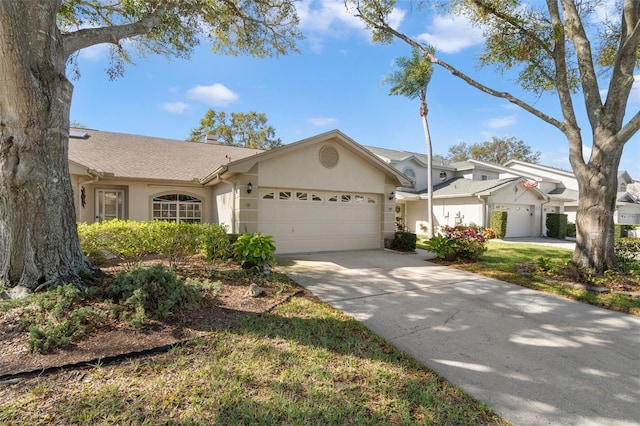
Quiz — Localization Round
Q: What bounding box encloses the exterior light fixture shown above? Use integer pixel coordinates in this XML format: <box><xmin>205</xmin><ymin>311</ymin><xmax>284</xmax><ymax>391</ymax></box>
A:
<box><xmin>389</xmin><ymin>191</ymin><xmax>395</xmax><ymax>201</ymax></box>
<box><xmin>247</xmin><ymin>182</ymin><xmax>253</xmax><ymax>194</ymax></box>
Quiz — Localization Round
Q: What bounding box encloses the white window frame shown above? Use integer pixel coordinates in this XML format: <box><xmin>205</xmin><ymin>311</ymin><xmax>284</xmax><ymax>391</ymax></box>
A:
<box><xmin>152</xmin><ymin>194</ymin><xmax>202</xmax><ymax>223</ymax></box>
<box><xmin>95</xmin><ymin>189</ymin><xmax>125</xmax><ymax>222</ymax></box>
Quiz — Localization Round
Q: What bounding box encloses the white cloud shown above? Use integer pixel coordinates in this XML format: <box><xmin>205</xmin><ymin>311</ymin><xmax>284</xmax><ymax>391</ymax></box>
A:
<box><xmin>416</xmin><ymin>15</ymin><xmax>484</xmax><ymax>54</ymax></box>
<box><xmin>487</xmin><ymin>115</ymin><xmax>516</xmax><ymax>129</ymax></box>
<box><xmin>186</xmin><ymin>84</ymin><xmax>239</xmax><ymax>107</ymax></box>
<box><xmin>78</xmin><ymin>43</ymin><xmax>110</xmax><ymax>61</ymax></box>
<box><xmin>298</xmin><ymin>0</ymin><xmax>365</xmax><ymax>34</ymax></box>
<box><xmin>296</xmin><ymin>0</ymin><xmax>405</xmax><ymax>52</ymax></box>
<box><xmin>307</xmin><ymin>117</ymin><xmax>338</xmax><ymax>126</ymax></box>
<box><xmin>161</xmin><ymin>101</ymin><xmax>189</xmax><ymax>114</ymax></box>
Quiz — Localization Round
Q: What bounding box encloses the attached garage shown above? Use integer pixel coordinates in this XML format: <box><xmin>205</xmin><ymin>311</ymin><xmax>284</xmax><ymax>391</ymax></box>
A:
<box><xmin>204</xmin><ymin>130</ymin><xmax>410</xmax><ymax>254</ymax></box>
<box><xmin>495</xmin><ymin>204</ymin><xmax>532</xmax><ymax>238</ymax></box>
<box><xmin>258</xmin><ymin>188</ymin><xmax>381</xmax><ymax>253</ymax></box>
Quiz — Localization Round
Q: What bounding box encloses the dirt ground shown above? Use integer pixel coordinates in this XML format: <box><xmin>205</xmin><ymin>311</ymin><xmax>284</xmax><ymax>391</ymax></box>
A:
<box><xmin>0</xmin><ymin>257</ymin><xmax>301</xmax><ymax>379</ymax></box>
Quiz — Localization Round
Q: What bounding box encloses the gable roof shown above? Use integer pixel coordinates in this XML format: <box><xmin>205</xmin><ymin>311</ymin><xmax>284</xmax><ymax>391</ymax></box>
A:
<box><xmin>68</xmin><ymin>128</ymin><xmax>262</xmax><ymax>182</ymax></box>
<box><xmin>203</xmin><ymin>129</ymin><xmax>411</xmax><ymax>187</ymax></box>
<box><xmin>364</xmin><ymin>146</ymin><xmax>452</xmax><ymax>168</ymax></box>
<box><xmin>397</xmin><ymin>177</ymin><xmax>548</xmax><ymax>200</ymax></box>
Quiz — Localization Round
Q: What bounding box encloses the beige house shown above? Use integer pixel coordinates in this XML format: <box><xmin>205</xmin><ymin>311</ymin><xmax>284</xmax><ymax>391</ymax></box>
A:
<box><xmin>69</xmin><ymin>128</ymin><xmax>409</xmax><ymax>254</ymax></box>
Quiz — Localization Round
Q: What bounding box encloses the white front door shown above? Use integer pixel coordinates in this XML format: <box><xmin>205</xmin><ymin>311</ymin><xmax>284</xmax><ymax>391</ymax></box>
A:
<box><xmin>95</xmin><ymin>189</ymin><xmax>125</xmax><ymax>222</ymax></box>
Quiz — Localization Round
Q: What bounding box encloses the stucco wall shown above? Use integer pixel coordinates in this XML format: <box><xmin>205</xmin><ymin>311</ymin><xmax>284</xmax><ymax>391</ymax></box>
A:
<box><xmin>258</xmin><ymin>139</ymin><xmax>385</xmax><ymax>192</ymax></box>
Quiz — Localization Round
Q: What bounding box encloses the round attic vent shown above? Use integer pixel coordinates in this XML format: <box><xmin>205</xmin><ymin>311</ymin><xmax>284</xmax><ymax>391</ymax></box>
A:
<box><xmin>319</xmin><ymin>145</ymin><xmax>339</xmax><ymax>168</ymax></box>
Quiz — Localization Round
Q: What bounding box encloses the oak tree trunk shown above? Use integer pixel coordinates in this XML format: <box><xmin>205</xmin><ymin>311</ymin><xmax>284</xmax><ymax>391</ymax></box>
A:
<box><xmin>571</xmin><ymin>141</ymin><xmax>622</xmax><ymax>273</ymax></box>
<box><xmin>0</xmin><ymin>3</ymin><xmax>90</xmax><ymax>290</ymax></box>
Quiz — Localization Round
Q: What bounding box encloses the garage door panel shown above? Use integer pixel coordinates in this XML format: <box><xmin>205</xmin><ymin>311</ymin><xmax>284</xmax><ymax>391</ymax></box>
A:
<box><xmin>259</xmin><ymin>189</ymin><xmax>381</xmax><ymax>253</ymax></box>
<box><xmin>495</xmin><ymin>205</ymin><xmax>532</xmax><ymax>238</ymax></box>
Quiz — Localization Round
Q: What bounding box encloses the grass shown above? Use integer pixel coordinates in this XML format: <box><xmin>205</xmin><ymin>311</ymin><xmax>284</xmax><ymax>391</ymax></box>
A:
<box><xmin>418</xmin><ymin>240</ymin><xmax>640</xmax><ymax>316</ymax></box>
<box><xmin>0</xmin><ymin>295</ymin><xmax>507</xmax><ymax>425</ymax></box>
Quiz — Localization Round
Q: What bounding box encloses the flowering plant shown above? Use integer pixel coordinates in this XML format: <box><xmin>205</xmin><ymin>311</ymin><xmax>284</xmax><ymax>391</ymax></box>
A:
<box><xmin>442</xmin><ymin>225</ymin><xmax>488</xmax><ymax>261</ymax></box>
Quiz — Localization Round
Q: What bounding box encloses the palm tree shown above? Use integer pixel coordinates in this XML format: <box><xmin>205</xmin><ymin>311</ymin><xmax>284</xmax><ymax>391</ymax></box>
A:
<box><xmin>383</xmin><ymin>47</ymin><xmax>435</xmax><ymax>238</ymax></box>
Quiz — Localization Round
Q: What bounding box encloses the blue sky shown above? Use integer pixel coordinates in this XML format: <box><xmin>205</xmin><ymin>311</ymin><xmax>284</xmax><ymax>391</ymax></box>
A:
<box><xmin>69</xmin><ymin>0</ymin><xmax>640</xmax><ymax>178</ymax></box>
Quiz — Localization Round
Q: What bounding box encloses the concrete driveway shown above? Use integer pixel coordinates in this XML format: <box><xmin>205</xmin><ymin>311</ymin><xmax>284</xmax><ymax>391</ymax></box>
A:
<box><xmin>278</xmin><ymin>249</ymin><xmax>640</xmax><ymax>426</ymax></box>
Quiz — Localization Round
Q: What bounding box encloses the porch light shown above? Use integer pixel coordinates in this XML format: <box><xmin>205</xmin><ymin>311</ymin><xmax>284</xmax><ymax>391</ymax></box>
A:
<box><xmin>389</xmin><ymin>191</ymin><xmax>395</xmax><ymax>201</ymax></box>
<box><xmin>247</xmin><ymin>182</ymin><xmax>253</xmax><ymax>194</ymax></box>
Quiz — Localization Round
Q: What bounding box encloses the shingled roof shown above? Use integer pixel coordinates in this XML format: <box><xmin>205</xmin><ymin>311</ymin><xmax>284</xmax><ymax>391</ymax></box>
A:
<box><xmin>68</xmin><ymin>129</ymin><xmax>263</xmax><ymax>182</ymax></box>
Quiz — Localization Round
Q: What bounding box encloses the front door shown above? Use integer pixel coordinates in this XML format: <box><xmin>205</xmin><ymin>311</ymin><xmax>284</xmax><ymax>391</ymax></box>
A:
<box><xmin>95</xmin><ymin>189</ymin><xmax>125</xmax><ymax>222</ymax></box>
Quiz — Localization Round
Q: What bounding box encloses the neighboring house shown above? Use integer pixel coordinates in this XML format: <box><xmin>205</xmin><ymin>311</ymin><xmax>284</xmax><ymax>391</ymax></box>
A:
<box><xmin>69</xmin><ymin>128</ymin><xmax>409</xmax><ymax>254</ymax></box>
<box><xmin>366</xmin><ymin>147</ymin><xmax>640</xmax><ymax>238</ymax></box>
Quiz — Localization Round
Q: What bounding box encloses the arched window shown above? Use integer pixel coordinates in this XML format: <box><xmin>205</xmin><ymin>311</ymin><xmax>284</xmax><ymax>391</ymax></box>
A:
<box><xmin>152</xmin><ymin>194</ymin><xmax>202</xmax><ymax>223</ymax></box>
<box><xmin>402</xmin><ymin>167</ymin><xmax>416</xmax><ymax>183</ymax></box>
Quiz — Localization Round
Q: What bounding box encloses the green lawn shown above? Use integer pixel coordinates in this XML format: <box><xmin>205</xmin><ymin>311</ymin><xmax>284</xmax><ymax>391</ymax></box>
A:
<box><xmin>1</xmin><ymin>295</ymin><xmax>508</xmax><ymax>425</ymax></box>
<box><xmin>418</xmin><ymin>240</ymin><xmax>640</xmax><ymax>316</ymax></box>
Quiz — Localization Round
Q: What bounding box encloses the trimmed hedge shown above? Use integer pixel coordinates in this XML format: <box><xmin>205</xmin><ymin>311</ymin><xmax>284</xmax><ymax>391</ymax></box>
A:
<box><xmin>490</xmin><ymin>211</ymin><xmax>508</xmax><ymax>239</ymax></box>
<box><xmin>391</xmin><ymin>232</ymin><xmax>417</xmax><ymax>252</ymax></box>
<box><xmin>614</xmin><ymin>224</ymin><xmax>635</xmax><ymax>239</ymax></box>
<box><xmin>546</xmin><ymin>213</ymin><xmax>568</xmax><ymax>240</ymax></box>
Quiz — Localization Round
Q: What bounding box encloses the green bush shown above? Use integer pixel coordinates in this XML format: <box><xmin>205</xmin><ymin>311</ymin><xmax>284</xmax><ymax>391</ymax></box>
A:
<box><xmin>546</xmin><ymin>213</ymin><xmax>568</xmax><ymax>239</ymax></box>
<box><xmin>614</xmin><ymin>224</ymin><xmax>635</xmax><ymax>238</ymax></box>
<box><xmin>232</xmin><ymin>232</ymin><xmax>276</xmax><ymax>271</ymax></box>
<box><xmin>20</xmin><ymin>284</ymin><xmax>106</xmax><ymax>353</ymax></box>
<box><xmin>391</xmin><ymin>232</ymin><xmax>417</xmax><ymax>252</ymax></box>
<box><xmin>423</xmin><ymin>234</ymin><xmax>455</xmax><ymax>259</ymax></box>
<box><xmin>201</xmin><ymin>224</ymin><xmax>234</xmax><ymax>262</ymax></box>
<box><xmin>615</xmin><ymin>238</ymin><xmax>640</xmax><ymax>264</ymax></box>
<box><xmin>107</xmin><ymin>264</ymin><xmax>200</xmax><ymax>326</ymax></box>
<box><xmin>490</xmin><ymin>211</ymin><xmax>508</xmax><ymax>239</ymax></box>
<box><xmin>148</xmin><ymin>221</ymin><xmax>201</xmax><ymax>267</ymax></box>
<box><xmin>566</xmin><ymin>223</ymin><xmax>576</xmax><ymax>238</ymax></box>
<box><xmin>78</xmin><ymin>220</ymin><xmax>231</xmax><ymax>267</ymax></box>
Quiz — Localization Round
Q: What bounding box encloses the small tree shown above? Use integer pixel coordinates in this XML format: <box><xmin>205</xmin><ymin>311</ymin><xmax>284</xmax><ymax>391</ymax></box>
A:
<box><xmin>383</xmin><ymin>48</ymin><xmax>435</xmax><ymax>238</ymax></box>
<box><xmin>188</xmin><ymin>109</ymin><xmax>283</xmax><ymax>150</ymax></box>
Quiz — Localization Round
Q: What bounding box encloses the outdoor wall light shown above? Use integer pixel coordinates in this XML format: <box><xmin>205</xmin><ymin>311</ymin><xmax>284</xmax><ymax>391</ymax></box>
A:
<box><xmin>389</xmin><ymin>191</ymin><xmax>395</xmax><ymax>201</ymax></box>
<box><xmin>247</xmin><ymin>182</ymin><xmax>253</xmax><ymax>194</ymax></box>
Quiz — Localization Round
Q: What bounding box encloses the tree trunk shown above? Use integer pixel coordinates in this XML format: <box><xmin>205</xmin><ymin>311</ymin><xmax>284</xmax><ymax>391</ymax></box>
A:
<box><xmin>0</xmin><ymin>3</ymin><xmax>90</xmax><ymax>291</ymax></box>
<box><xmin>420</xmin><ymin>101</ymin><xmax>434</xmax><ymax>238</ymax></box>
<box><xmin>571</xmin><ymin>145</ymin><xmax>621</xmax><ymax>273</ymax></box>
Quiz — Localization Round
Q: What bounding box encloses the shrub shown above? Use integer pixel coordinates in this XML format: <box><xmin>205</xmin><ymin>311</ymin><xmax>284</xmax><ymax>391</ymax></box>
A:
<box><xmin>107</xmin><ymin>264</ymin><xmax>200</xmax><ymax>326</ymax></box>
<box><xmin>391</xmin><ymin>231</ymin><xmax>417</xmax><ymax>252</ymax></box>
<box><xmin>78</xmin><ymin>220</ymin><xmax>153</xmax><ymax>268</ymax></box>
<box><xmin>490</xmin><ymin>211</ymin><xmax>508</xmax><ymax>239</ymax></box>
<box><xmin>442</xmin><ymin>225</ymin><xmax>487</xmax><ymax>261</ymax></box>
<box><xmin>148</xmin><ymin>221</ymin><xmax>201</xmax><ymax>267</ymax></box>
<box><xmin>546</xmin><ymin>213</ymin><xmax>568</xmax><ymax>239</ymax></box>
<box><xmin>615</xmin><ymin>238</ymin><xmax>640</xmax><ymax>263</ymax></box>
<box><xmin>232</xmin><ymin>233</ymin><xmax>276</xmax><ymax>272</ymax></box>
<box><xmin>423</xmin><ymin>234</ymin><xmax>456</xmax><ymax>259</ymax></box>
<box><xmin>200</xmin><ymin>224</ymin><xmax>234</xmax><ymax>262</ymax></box>
<box><xmin>566</xmin><ymin>223</ymin><xmax>576</xmax><ymax>237</ymax></box>
<box><xmin>20</xmin><ymin>284</ymin><xmax>106</xmax><ymax>353</ymax></box>
<box><xmin>614</xmin><ymin>224</ymin><xmax>635</xmax><ymax>239</ymax></box>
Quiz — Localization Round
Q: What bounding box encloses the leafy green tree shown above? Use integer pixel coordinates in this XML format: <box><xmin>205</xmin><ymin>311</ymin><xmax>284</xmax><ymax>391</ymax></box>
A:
<box><xmin>447</xmin><ymin>137</ymin><xmax>541</xmax><ymax>164</ymax></box>
<box><xmin>352</xmin><ymin>0</ymin><xmax>640</xmax><ymax>272</ymax></box>
<box><xmin>188</xmin><ymin>109</ymin><xmax>282</xmax><ymax>150</ymax></box>
<box><xmin>383</xmin><ymin>48</ymin><xmax>435</xmax><ymax>237</ymax></box>
<box><xmin>0</xmin><ymin>1</ymin><xmax>300</xmax><ymax>291</ymax></box>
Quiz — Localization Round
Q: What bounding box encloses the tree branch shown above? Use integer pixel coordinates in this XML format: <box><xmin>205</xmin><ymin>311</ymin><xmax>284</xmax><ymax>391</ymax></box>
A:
<box><xmin>62</xmin><ymin>9</ymin><xmax>166</xmax><ymax>60</ymax></box>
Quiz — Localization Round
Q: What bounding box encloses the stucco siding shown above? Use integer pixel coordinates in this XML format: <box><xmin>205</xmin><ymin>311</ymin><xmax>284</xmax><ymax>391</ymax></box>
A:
<box><xmin>258</xmin><ymin>140</ymin><xmax>385</xmax><ymax>193</ymax></box>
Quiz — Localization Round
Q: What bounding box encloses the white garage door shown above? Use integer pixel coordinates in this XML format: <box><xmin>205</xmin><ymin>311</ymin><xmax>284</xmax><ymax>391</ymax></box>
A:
<box><xmin>258</xmin><ymin>188</ymin><xmax>381</xmax><ymax>253</ymax></box>
<box><xmin>495</xmin><ymin>204</ymin><xmax>532</xmax><ymax>238</ymax></box>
